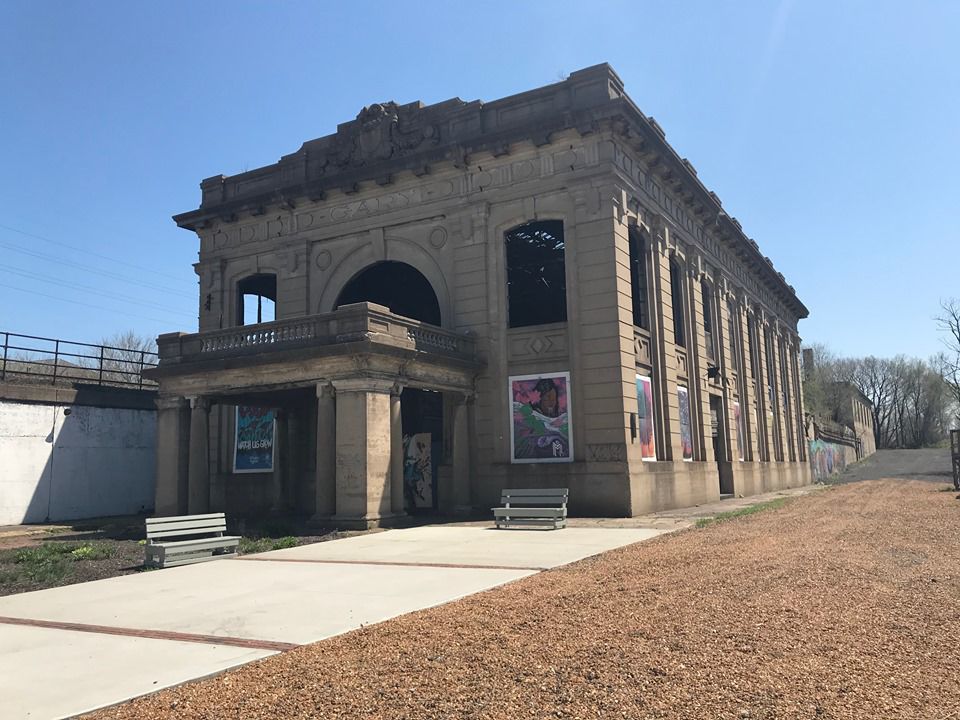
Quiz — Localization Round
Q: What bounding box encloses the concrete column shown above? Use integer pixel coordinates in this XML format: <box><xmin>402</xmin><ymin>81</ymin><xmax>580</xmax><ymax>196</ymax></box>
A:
<box><xmin>390</xmin><ymin>387</ymin><xmax>405</xmax><ymax>515</ymax></box>
<box><xmin>272</xmin><ymin>410</ymin><xmax>288</xmax><ymax>512</ymax></box>
<box><xmin>451</xmin><ymin>394</ymin><xmax>472</xmax><ymax>514</ymax></box>
<box><xmin>286</xmin><ymin>410</ymin><xmax>301</xmax><ymax>508</ymax></box>
<box><xmin>313</xmin><ymin>383</ymin><xmax>336</xmax><ymax>519</ymax></box>
<box><xmin>187</xmin><ymin>396</ymin><xmax>211</xmax><ymax>514</ymax></box>
<box><xmin>332</xmin><ymin>378</ymin><xmax>398</xmax><ymax>529</ymax></box>
<box><xmin>155</xmin><ymin>395</ymin><xmax>189</xmax><ymax>516</ymax></box>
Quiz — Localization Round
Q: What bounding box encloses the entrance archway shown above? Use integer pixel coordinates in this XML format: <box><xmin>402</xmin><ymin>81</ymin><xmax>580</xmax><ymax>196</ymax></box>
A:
<box><xmin>334</xmin><ymin>261</ymin><xmax>442</xmax><ymax>326</ymax></box>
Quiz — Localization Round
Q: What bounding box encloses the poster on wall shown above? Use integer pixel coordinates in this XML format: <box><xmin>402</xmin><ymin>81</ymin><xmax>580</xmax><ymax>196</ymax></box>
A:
<box><xmin>510</xmin><ymin>372</ymin><xmax>573</xmax><ymax>463</ymax></box>
<box><xmin>233</xmin><ymin>406</ymin><xmax>276</xmax><ymax>473</ymax></box>
<box><xmin>403</xmin><ymin>432</ymin><xmax>434</xmax><ymax>510</ymax></box>
<box><xmin>635</xmin><ymin>374</ymin><xmax>656</xmax><ymax>461</ymax></box>
<box><xmin>734</xmin><ymin>401</ymin><xmax>745</xmax><ymax>461</ymax></box>
<box><xmin>677</xmin><ymin>386</ymin><xmax>694</xmax><ymax>461</ymax></box>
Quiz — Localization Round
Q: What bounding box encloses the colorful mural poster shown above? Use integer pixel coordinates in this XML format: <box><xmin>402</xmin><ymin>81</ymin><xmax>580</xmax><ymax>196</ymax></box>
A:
<box><xmin>734</xmin><ymin>401</ymin><xmax>745</xmax><ymax>461</ymax></box>
<box><xmin>233</xmin><ymin>406</ymin><xmax>275</xmax><ymax>473</ymax></box>
<box><xmin>677</xmin><ymin>386</ymin><xmax>694</xmax><ymax>461</ymax></box>
<box><xmin>635</xmin><ymin>374</ymin><xmax>656</xmax><ymax>460</ymax></box>
<box><xmin>510</xmin><ymin>371</ymin><xmax>573</xmax><ymax>463</ymax></box>
<box><xmin>403</xmin><ymin>432</ymin><xmax>433</xmax><ymax>510</ymax></box>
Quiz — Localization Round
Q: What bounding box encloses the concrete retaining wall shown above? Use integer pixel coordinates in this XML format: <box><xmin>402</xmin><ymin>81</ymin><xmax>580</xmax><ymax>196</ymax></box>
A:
<box><xmin>0</xmin><ymin>387</ymin><xmax>156</xmax><ymax>524</ymax></box>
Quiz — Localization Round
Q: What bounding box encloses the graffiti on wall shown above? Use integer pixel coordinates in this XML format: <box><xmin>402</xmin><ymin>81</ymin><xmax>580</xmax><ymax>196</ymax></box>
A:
<box><xmin>808</xmin><ymin>438</ymin><xmax>848</xmax><ymax>481</ymax></box>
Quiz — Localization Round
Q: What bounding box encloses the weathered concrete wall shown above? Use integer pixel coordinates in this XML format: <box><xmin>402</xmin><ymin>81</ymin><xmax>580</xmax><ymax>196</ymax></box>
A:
<box><xmin>0</xmin><ymin>397</ymin><xmax>156</xmax><ymax>524</ymax></box>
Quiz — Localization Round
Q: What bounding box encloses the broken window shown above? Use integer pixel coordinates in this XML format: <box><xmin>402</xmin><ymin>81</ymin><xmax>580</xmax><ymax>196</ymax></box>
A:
<box><xmin>670</xmin><ymin>260</ymin><xmax>685</xmax><ymax>347</ymax></box>
<box><xmin>505</xmin><ymin>220</ymin><xmax>567</xmax><ymax>328</ymax></box>
<box><xmin>237</xmin><ymin>273</ymin><xmax>276</xmax><ymax>325</ymax></box>
<box><xmin>628</xmin><ymin>227</ymin><xmax>649</xmax><ymax>330</ymax></box>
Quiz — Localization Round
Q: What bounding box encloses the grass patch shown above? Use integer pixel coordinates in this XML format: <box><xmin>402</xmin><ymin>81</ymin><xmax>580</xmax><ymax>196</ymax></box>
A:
<box><xmin>695</xmin><ymin>497</ymin><xmax>793</xmax><ymax>529</ymax></box>
<box><xmin>238</xmin><ymin>536</ymin><xmax>299</xmax><ymax>555</ymax></box>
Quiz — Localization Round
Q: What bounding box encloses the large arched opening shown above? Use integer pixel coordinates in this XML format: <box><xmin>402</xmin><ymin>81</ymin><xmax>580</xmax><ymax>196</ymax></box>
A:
<box><xmin>334</xmin><ymin>260</ymin><xmax>444</xmax><ymax>513</ymax></box>
<box><xmin>333</xmin><ymin>261</ymin><xmax>442</xmax><ymax>327</ymax></box>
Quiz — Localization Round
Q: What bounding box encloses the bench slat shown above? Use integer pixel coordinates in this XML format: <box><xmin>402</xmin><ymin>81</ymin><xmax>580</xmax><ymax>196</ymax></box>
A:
<box><xmin>147</xmin><ymin>513</ymin><xmax>226</xmax><ymax>525</ymax></box>
<box><xmin>496</xmin><ymin>518</ymin><xmax>566</xmax><ymax>528</ymax></box>
<box><xmin>147</xmin><ymin>520</ymin><xmax>227</xmax><ymax>538</ymax></box>
<box><xmin>500</xmin><ymin>496</ymin><xmax>567</xmax><ymax>506</ymax></box>
<box><xmin>493</xmin><ymin>507</ymin><xmax>565</xmax><ymax>518</ymax></box>
<box><xmin>501</xmin><ymin>488</ymin><xmax>568</xmax><ymax>497</ymax></box>
<box><xmin>149</xmin><ymin>536</ymin><xmax>240</xmax><ymax>550</ymax></box>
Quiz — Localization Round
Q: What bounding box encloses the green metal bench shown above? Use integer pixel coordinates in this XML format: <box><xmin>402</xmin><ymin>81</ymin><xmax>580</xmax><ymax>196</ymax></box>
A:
<box><xmin>144</xmin><ymin>513</ymin><xmax>240</xmax><ymax>568</ymax></box>
<box><xmin>493</xmin><ymin>488</ymin><xmax>568</xmax><ymax>530</ymax></box>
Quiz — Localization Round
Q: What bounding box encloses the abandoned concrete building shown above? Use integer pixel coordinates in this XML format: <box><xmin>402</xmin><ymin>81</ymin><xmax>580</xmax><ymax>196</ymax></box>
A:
<box><xmin>149</xmin><ymin>64</ymin><xmax>811</xmax><ymax>527</ymax></box>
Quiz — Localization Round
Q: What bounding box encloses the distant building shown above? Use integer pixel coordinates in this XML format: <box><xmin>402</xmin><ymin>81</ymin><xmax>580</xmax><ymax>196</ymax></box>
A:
<box><xmin>149</xmin><ymin>64</ymin><xmax>811</xmax><ymax>526</ymax></box>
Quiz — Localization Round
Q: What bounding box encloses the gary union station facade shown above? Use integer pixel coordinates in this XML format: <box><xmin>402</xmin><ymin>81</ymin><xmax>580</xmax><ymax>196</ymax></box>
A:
<box><xmin>150</xmin><ymin>64</ymin><xmax>811</xmax><ymax>527</ymax></box>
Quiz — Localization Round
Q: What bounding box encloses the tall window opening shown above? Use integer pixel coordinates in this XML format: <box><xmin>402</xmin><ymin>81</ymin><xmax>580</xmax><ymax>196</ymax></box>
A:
<box><xmin>702</xmin><ymin>280</ymin><xmax>715</xmax><ymax>362</ymax></box>
<box><xmin>628</xmin><ymin>227</ymin><xmax>649</xmax><ymax>330</ymax></box>
<box><xmin>237</xmin><ymin>273</ymin><xmax>276</xmax><ymax>325</ymax></box>
<box><xmin>505</xmin><ymin>220</ymin><xmax>567</xmax><ymax>328</ymax></box>
<box><xmin>728</xmin><ymin>301</ymin><xmax>741</xmax><ymax>376</ymax></box>
<box><xmin>670</xmin><ymin>260</ymin><xmax>685</xmax><ymax>347</ymax></box>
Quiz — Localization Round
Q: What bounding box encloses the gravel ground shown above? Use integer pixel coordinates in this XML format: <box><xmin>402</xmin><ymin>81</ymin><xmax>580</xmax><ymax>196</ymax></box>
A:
<box><xmin>85</xmin><ymin>480</ymin><xmax>960</xmax><ymax>720</ymax></box>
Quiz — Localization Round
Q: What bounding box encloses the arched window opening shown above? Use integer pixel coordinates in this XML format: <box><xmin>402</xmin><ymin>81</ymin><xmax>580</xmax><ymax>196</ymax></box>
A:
<box><xmin>628</xmin><ymin>227</ymin><xmax>649</xmax><ymax>330</ymax></box>
<box><xmin>702</xmin><ymin>280</ymin><xmax>715</xmax><ymax>362</ymax></box>
<box><xmin>335</xmin><ymin>261</ymin><xmax>442</xmax><ymax>326</ymax></box>
<box><xmin>670</xmin><ymin>260</ymin><xmax>685</xmax><ymax>347</ymax></box>
<box><xmin>237</xmin><ymin>273</ymin><xmax>276</xmax><ymax>325</ymax></box>
<box><xmin>505</xmin><ymin>220</ymin><xmax>567</xmax><ymax>329</ymax></box>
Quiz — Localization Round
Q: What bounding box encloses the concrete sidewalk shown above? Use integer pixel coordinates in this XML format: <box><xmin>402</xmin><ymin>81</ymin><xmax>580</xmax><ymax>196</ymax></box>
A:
<box><xmin>0</xmin><ymin>525</ymin><xmax>666</xmax><ymax>719</ymax></box>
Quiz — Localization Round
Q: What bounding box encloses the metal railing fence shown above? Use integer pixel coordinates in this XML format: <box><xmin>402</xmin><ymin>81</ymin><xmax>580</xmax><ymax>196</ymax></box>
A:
<box><xmin>1</xmin><ymin>331</ymin><xmax>158</xmax><ymax>389</ymax></box>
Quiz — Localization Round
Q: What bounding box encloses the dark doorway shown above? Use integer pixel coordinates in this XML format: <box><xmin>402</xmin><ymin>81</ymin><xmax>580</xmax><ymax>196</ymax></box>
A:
<box><xmin>400</xmin><ymin>388</ymin><xmax>443</xmax><ymax>514</ymax></box>
<box><xmin>711</xmin><ymin>394</ymin><xmax>735</xmax><ymax>495</ymax></box>
<box><xmin>335</xmin><ymin>261</ymin><xmax>441</xmax><ymax>326</ymax></box>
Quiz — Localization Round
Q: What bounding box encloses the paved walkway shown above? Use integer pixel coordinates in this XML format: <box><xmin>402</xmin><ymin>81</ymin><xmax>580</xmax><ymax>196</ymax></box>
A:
<box><xmin>0</xmin><ymin>485</ymin><xmax>824</xmax><ymax>719</ymax></box>
<box><xmin>0</xmin><ymin>525</ymin><xmax>666</xmax><ymax>719</ymax></box>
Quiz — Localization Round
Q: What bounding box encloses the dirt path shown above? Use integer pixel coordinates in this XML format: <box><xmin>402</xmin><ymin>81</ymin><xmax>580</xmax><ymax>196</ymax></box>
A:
<box><xmin>85</xmin><ymin>480</ymin><xmax>960</xmax><ymax>720</ymax></box>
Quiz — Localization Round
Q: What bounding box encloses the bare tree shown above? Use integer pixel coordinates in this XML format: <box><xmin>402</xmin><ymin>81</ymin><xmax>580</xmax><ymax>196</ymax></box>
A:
<box><xmin>97</xmin><ymin>331</ymin><xmax>158</xmax><ymax>387</ymax></box>
<box><xmin>937</xmin><ymin>298</ymin><xmax>960</xmax><ymax>425</ymax></box>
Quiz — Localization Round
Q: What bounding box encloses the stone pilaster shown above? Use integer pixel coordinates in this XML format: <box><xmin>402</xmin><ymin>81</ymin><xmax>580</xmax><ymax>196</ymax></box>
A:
<box><xmin>390</xmin><ymin>386</ymin><xmax>405</xmax><ymax>515</ymax></box>
<box><xmin>271</xmin><ymin>410</ymin><xmax>288</xmax><ymax>512</ymax></box>
<box><xmin>331</xmin><ymin>378</ymin><xmax>398</xmax><ymax>529</ymax></box>
<box><xmin>313</xmin><ymin>382</ymin><xmax>336</xmax><ymax>520</ymax></box>
<box><xmin>155</xmin><ymin>395</ymin><xmax>189</xmax><ymax>516</ymax></box>
<box><xmin>451</xmin><ymin>393</ymin><xmax>472</xmax><ymax>513</ymax></box>
<box><xmin>187</xmin><ymin>396</ymin><xmax>211</xmax><ymax>514</ymax></box>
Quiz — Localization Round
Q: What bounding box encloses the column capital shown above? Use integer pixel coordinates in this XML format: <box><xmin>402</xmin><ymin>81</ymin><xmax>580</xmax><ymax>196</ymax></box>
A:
<box><xmin>331</xmin><ymin>377</ymin><xmax>395</xmax><ymax>394</ymax></box>
<box><xmin>316</xmin><ymin>381</ymin><xmax>335</xmax><ymax>399</ymax></box>
<box><xmin>188</xmin><ymin>396</ymin><xmax>210</xmax><ymax>412</ymax></box>
<box><xmin>157</xmin><ymin>395</ymin><xmax>188</xmax><ymax>411</ymax></box>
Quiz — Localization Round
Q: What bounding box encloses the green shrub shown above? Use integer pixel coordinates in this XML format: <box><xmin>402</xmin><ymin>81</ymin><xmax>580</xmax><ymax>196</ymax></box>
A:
<box><xmin>69</xmin><ymin>544</ymin><xmax>113</xmax><ymax>561</ymax></box>
<box><xmin>271</xmin><ymin>536</ymin><xmax>298</xmax><ymax>550</ymax></box>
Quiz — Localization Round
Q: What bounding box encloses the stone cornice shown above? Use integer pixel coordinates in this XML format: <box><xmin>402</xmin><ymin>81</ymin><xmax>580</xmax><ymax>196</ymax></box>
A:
<box><xmin>173</xmin><ymin>62</ymin><xmax>807</xmax><ymax>320</ymax></box>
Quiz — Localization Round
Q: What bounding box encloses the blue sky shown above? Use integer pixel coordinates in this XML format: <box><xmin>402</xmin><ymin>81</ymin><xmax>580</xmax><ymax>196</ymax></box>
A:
<box><xmin>1</xmin><ymin>1</ymin><xmax>957</xmax><ymax>359</ymax></box>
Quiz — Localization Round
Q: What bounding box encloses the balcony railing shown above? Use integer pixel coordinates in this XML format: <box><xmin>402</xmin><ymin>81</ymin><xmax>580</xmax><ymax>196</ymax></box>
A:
<box><xmin>157</xmin><ymin>302</ymin><xmax>477</xmax><ymax>365</ymax></box>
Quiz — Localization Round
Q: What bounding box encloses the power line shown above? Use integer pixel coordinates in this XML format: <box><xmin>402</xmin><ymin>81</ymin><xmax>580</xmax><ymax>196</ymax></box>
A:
<box><xmin>0</xmin><ymin>281</ymin><xmax>195</xmax><ymax>327</ymax></box>
<box><xmin>0</xmin><ymin>266</ymin><xmax>195</xmax><ymax>317</ymax></box>
<box><xmin>0</xmin><ymin>222</ymin><xmax>191</xmax><ymax>283</ymax></box>
<box><xmin>0</xmin><ymin>240</ymin><xmax>196</xmax><ymax>299</ymax></box>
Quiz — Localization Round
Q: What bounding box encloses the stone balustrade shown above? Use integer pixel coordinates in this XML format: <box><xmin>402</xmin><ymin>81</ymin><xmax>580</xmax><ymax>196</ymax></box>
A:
<box><xmin>157</xmin><ymin>303</ymin><xmax>476</xmax><ymax>365</ymax></box>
